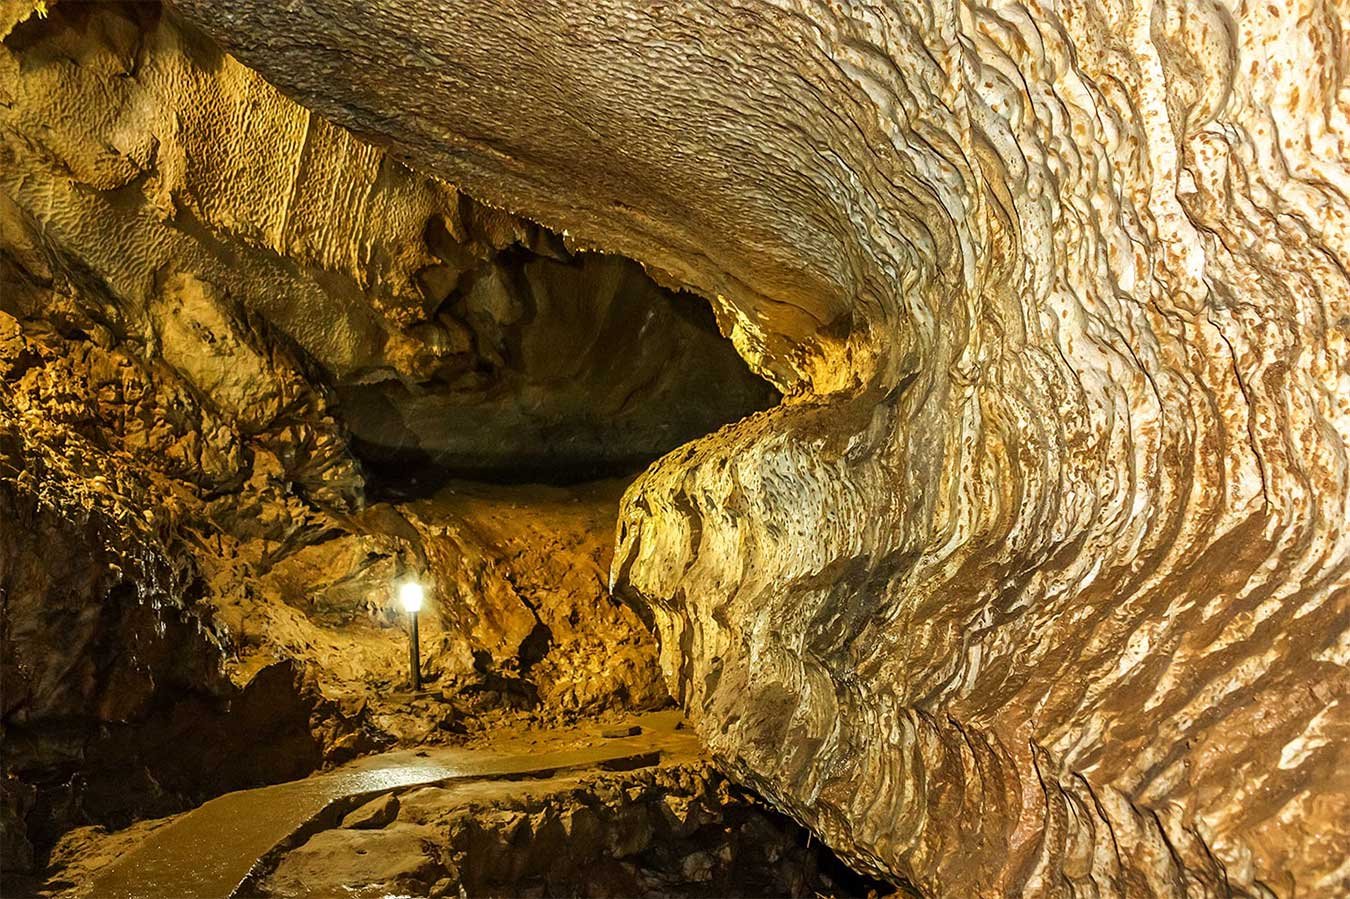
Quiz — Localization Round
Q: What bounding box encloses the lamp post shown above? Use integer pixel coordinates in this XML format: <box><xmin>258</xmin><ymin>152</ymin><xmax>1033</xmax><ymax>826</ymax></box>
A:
<box><xmin>398</xmin><ymin>581</ymin><xmax>425</xmax><ymax>692</ymax></box>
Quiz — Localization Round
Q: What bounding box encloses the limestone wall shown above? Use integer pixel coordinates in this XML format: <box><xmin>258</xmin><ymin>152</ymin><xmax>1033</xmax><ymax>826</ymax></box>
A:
<box><xmin>162</xmin><ymin>0</ymin><xmax>1350</xmax><ymax>895</ymax></box>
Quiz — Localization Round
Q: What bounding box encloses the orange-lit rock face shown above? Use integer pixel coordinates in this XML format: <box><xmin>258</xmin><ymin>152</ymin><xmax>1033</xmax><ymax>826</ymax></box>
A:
<box><xmin>3</xmin><ymin>4</ymin><xmax>782</xmax><ymax>869</ymax></box>
<box><xmin>162</xmin><ymin>0</ymin><xmax>1350</xmax><ymax>895</ymax></box>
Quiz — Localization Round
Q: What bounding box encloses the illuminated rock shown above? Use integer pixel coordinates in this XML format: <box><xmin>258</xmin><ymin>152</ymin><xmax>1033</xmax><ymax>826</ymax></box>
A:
<box><xmin>165</xmin><ymin>0</ymin><xmax>1350</xmax><ymax>895</ymax></box>
<box><xmin>1</xmin><ymin>0</ymin><xmax>1346</xmax><ymax>893</ymax></box>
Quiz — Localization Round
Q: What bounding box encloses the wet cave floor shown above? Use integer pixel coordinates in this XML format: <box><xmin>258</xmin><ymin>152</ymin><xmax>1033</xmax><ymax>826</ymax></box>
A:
<box><xmin>38</xmin><ymin>714</ymin><xmax>899</xmax><ymax>899</ymax></box>
<box><xmin>17</xmin><ymin>476</ymin><xmax>904</xmax><ymax>899</ymax></box>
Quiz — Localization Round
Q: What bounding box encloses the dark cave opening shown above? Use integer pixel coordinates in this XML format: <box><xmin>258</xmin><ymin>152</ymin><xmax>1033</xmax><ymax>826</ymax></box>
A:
<box><xmin>338</xmin><ymin>240</ymin><xmax>780</xmax><ymax>500</ymax></box>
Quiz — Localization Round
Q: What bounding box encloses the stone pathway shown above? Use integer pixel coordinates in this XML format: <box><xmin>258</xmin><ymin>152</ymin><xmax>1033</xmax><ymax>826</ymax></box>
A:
<box><xmin>85</xmin><ymin>711</ymin><xmax>696</xmax><ymax>899</ymax></box>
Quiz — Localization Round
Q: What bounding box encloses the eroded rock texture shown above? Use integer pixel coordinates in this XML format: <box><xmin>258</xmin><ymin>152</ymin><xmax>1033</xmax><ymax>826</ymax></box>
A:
<box><xmin>344</xmin><ymin>251</ymin><xmax>779</xmax><ymax>485</ymax></box>
<box><xmin>163</xmin><ymin>0</ymin><xmax>1350</xmax><ymax>896</ymax></box>
<box><xmin>1</xmin><ymin>2</ymin><xmax>779</xmax><ymax>872</ymax></box>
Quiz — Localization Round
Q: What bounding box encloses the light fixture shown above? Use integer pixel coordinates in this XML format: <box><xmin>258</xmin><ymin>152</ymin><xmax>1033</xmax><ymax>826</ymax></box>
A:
<box><xmin>397</xmin><ymin>580</ymin><xmax>426</xmax><ymax>691</ymax></box>
<box><xmin>398</xmin><ymin>581</ymin><xmax>425</xmax><ymax>613</ymax></box>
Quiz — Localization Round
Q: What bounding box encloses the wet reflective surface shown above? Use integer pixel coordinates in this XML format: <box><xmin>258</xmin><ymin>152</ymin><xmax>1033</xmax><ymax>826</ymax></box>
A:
<box><xmin>85</xmin><ymin>712</ymin><xmax>692</xmax><ymax>899</ymax></box>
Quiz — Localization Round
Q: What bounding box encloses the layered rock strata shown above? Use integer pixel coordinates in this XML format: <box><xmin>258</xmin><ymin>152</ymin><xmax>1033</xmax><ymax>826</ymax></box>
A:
<box><xmin>165</xmin><ymin>0</ymin><xmax>1350</xmax><ymax>896</ymax></box>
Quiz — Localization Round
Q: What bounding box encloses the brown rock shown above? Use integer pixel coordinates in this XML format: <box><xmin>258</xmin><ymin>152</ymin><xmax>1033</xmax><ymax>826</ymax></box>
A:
<box><xmin>261</xmin><ymin>823</ymin><xmax>440</xmax><ymax>896</ymax></box>
<box><xmin>606</xmin><ymin>805</ymin><xmax>654</xmax><ymax>858</ymax></box>
<box><xmin>324</xmin><ymin>730</ymin><xmax>378</xmax><ymax>765</ymax></box>
<box><xmin>4</xmin><ymin>0</ymin><xmax>1349</xmax><ymax>896</ymax></box>
<box><xmin>168</xmin><ymin>0</ymin><xmax>1350</xmax><ymax>894</ymax></box>
<box><xmin>342</xmin><ymin>793</ymin><xmax>400</xmax><ymax>830</ymax></box>
<box><xmin>680</xmin><ymin>851</ymin><xmax>716</xmax><ymax>883</ymax></box>
<box><xmin>0</xmin><ymin>775</ymin><xmax>36</xmax><ymax>875</ymax></box>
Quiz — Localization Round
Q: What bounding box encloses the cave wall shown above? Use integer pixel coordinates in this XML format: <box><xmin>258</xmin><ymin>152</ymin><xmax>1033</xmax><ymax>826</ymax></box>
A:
<box><xmin>159</xmin><ymin>0</ymin><xmax>1350</xmax><ymax>896</ymax></box>
<box><xmin>0</xmin><ymin>385</ymin><xmax>326</xmax><ymax>869</ymax></box>
<box><xmin>0</xmin><ymin>0</ymin><xmax>674</xmax><ymax>711</ymax></box>
<box><xmin>0</xmin><ymin>2</ymin><xmax>735</xmax><ymax>870</ymax></box>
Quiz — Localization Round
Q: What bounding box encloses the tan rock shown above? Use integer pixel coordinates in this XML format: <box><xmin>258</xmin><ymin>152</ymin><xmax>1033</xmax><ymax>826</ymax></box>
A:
<box><xmin>261</xmin><ymin>822</ymin><xmax>440</xmax><ymax>896</ymax></box>
<box><xmin>5</xmin><ymin>0</ymin><xmax>1348</xmax><ymax>895</ymax></box>
<box><xmin>342</xmin><ymin>793</ymin><xmax>400</xmax><ymax>830</ymax></box>
<box><xmin>166</xmin><ymin>0</ymin><xmax>1350</xmax><ymax>895</ymax></box>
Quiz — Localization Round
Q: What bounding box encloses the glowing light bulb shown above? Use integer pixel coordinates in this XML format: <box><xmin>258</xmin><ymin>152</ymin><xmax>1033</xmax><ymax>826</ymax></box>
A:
<box><xmin>398</xmin><ymin>581</ymin><xmax>425</xmax><ymax>613</ymax></box>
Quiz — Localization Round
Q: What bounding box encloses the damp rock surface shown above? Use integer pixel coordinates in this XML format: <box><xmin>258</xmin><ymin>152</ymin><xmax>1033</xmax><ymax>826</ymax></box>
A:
<box><xmin>255</xmin><ymin>760</ymin><xmax>894</xmax><ymax>899</ymax></box>
<box><xmin>158</xmin><ymin>0</ymin><xmax>1350</xmax><ymax>896</ymax></box>
<box><xmin>2</xmin><ymin>0</ymin><xmax>1348</xmax><ymax>896</ymax></box>
<box><xmin>35</xmin><ymin>712</ymin><xmax>893</xmax><ymax>899</ymax></box>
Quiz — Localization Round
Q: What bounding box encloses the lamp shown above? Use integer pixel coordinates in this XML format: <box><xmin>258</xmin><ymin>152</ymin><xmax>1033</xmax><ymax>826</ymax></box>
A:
<box><xmin>398</xmin><ymin>581</ymin><xmax>424</xmax><ymax>613</ymax></box>
<box><xmin>397</xmin><ymin>580</ymin><xmax>425</xmax><ymax>691</ymax></box>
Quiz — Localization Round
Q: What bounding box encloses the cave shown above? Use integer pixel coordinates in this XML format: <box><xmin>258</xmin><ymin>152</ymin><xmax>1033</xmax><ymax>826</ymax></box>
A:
<box><xmin>341</xmin><ymin>240</ymin><xmax>781</xmax><ymax>494</ymax></box>
<box><xmin>2</xmin><ymin>0</ymin><xmax>1348</xmax><ymax>898</ymax></box>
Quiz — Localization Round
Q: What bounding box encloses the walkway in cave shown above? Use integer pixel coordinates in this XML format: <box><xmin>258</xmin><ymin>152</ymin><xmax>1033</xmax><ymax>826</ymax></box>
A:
<box><xmin>83</xmin><ymin>712</ymin><xmax>697</xmax><ymax>899</ymax></box>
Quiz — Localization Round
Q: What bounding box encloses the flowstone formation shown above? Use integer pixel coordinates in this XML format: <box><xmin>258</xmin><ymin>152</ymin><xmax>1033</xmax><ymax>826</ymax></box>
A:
<box><xmin>160</xmin><ymin>0</ymin><xmax>1350</xmax><ymax>896</ymax></box>
<box><xmin>0</xmin><ymin>1</ymin><xmax>778</xmax><ymax>876</ymax></box>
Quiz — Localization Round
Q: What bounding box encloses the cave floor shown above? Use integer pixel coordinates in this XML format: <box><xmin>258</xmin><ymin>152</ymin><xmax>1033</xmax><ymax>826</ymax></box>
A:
<box><xmin>72</xmin><ymin>711</ymin><xmax>696</xmax><ymax>899</ymax></box>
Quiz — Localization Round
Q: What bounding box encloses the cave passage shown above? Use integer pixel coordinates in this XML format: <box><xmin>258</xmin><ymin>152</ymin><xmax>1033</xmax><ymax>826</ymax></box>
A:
<box><xmin>6</xmin><ymin>0</ymin><xmax>1349</xmax><ymax>893</ymax></box>
<box><xmin>0</xmin><ymin>5</ymin><xmax>844</xmax><ymax>895</ymax></box>
<box><xmin>342</xmin><ymin>235</ymin><xmax>781</xmax><ymax>500</ymax></box>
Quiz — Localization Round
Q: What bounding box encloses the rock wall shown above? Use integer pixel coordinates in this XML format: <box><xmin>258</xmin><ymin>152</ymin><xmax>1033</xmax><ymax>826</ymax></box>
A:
<box><xmin>0</xmin><ymin>408</ymin><xmax>325</xmax><ymax>869</ymax></box>
<box><xmin>163</xmin><ymin>0</ymin><xmax>1350</xmax><ymax>896</ymax></box>
<box><xmin>0</xmin><ymin>1</ymin><xmax>784</xmax><ymax>870</ymax></box>
<box><xmin>343</xmin><ymin>250</ymin><xmax>780</xmax><ymax>485</ymax></box>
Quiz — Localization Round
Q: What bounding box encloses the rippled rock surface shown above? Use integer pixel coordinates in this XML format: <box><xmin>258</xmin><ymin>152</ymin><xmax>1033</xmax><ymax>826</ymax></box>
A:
<box><xmin>163</xmin><ymin>0</ymin><xmax>1350</xmax><ymax>895</ymax></box>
